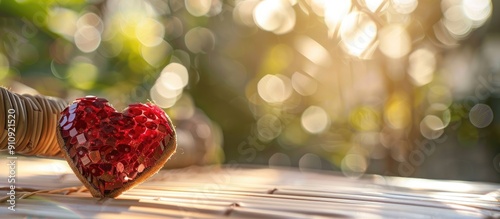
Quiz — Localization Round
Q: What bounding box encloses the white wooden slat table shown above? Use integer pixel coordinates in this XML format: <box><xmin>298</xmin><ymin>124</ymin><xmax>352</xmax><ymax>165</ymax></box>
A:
<box><xmin>0</xmin><ymin>156</ymin><xmax>499</xmax><ymax>218</ymax></box>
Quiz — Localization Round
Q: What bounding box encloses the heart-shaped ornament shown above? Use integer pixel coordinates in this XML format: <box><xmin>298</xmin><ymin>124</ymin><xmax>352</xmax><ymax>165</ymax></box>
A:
<box><xmin>56</xmin><ymin>96</ymin><xmax>176</xmax><ymax>198</ymax></box>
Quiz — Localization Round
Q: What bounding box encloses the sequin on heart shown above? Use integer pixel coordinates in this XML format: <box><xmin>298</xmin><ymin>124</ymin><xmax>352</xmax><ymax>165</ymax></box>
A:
<box><xmin>58</xmin><ymin>96</ymin><xmax>175</xmax><ymax>197</ymax></box>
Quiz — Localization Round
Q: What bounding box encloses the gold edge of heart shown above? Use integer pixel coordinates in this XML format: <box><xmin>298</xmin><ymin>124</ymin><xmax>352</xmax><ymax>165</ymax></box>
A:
<box><xmin>0</xmin><ymin>87</ymin><xmax>67</xmax><ymax>157</ymax></box>
<box><xmin>55</xmin><ymin>128</ymin><xmax>103</xmax><ymax>197</ymax></box>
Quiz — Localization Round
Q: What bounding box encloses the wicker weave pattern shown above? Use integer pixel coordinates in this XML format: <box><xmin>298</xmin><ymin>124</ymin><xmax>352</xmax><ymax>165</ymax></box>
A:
<box><xmin>0</xmin><ymin>87</ymin><xmax>67</xmax><ymax>157</ymax></box>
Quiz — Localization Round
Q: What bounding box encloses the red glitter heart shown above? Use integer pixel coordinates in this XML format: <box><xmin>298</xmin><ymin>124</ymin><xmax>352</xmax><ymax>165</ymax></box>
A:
<box><xmin>57</xmin><ymin>96</ymin><xmax>176</xmax><ymax>198</ymax></box>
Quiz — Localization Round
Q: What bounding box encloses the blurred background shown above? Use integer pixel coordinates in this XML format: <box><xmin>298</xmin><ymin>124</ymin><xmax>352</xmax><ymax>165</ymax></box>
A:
<box><xmin>0</xmin><ymin>0</ymin><xmax>499</xmax><ymax>182</ymax></box>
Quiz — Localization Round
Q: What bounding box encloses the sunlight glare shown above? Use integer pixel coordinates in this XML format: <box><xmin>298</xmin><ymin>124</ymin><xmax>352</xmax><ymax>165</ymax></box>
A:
<box><xmin>253</xmin><ymin>0</ymin><xmax>296</xmax><ymax>34</ymax></box>
<box><xmin>362</xmin><ymin>0</ymin><xmax>386</xmax><ymax>13</ymax></box>
<box><xmin>309</xmin><ymin>0</ymin><xmax>326</xmax><ymax>17</ymax></box>
<box><xmin>339</xmin><ymin>12</ymin><xmax>377</xmax><ymax>58</ymax></box>
<box><xmin>387</xmin><ymin>178</ymin><xmax>474</xmax><ymax>192</ymax></box>
<box><xmin>443</xmin><ymin>5</ymin><xmax>472</xmax><ymax>38</ymax></box>
<box><xmin>295</xmin><ymin>36</ymin><xmax>331</xmax><ymax>67</ymax></box>
<box><xmin>379</xmin><ymin>24</ymin><xmax>411</xmax><ymax>59</ymax></box>
<box><xmin>462</xmin><ymin>0</ymin><xmax>492</xmax><ymax>27</ymax></box>
<box><xmin>391</xmin><ymin>0</ymin><xmax>418</xmax><ymax>14</ymax></box>
<box><xmin>324</xmin><ymin>0</ymin><xmax>352</xmax><ymax>32</ymax></box>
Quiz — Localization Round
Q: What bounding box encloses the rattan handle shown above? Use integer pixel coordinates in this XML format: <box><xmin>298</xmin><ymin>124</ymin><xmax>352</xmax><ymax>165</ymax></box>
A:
<box><xmin>0</xmin><ymin>87</ymin><xmax>68</xmax><ymax>157</ymax></box>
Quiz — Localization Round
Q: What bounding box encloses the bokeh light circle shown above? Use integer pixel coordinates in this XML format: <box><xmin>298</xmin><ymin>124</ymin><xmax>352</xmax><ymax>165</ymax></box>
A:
<box><xmin>341</xmin><ymin>154</ymin><xmax>368</xmax><ymax>178</ymax></box>
<box><xmin>253</xmin><ymin>0</ymin><xmax>296</xmax><ymax>34</ymax></box>
<box><xmin>420</xmin><ymin>115</ymin><xmax>445</xmax><ymax>139</ymax></box>
<box><xmin>257</xmin><ymin>114</ymin><xmax>283</xmax><ymax>142</ymax></box>
<box><xmin>299</xmin><ymin>153</ymin><xmax>322</xmax><ymax>171</ymax></box>
<box><xmin>469</xmin><ymin>103</ymin><xmax>494</xmax><ymax>128</ymax></box>
<box><xmin>301</xmin><ymin>106</ymin><xmax>330</xmax><ymax>134</ymax></box>
<box><xmin>257</xmin><ymin>74</ymin><xmax>292</xmax><ymax>103</ymax></box>
<box><xmin>269</xmin><ymin>153</ymin><xmax>291</xmax><ymax>168</ymax></box>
